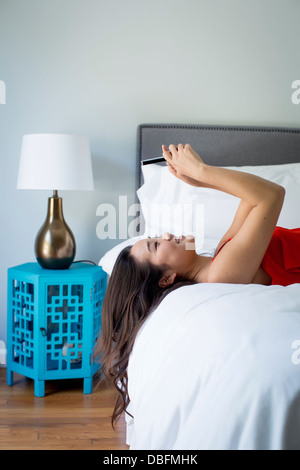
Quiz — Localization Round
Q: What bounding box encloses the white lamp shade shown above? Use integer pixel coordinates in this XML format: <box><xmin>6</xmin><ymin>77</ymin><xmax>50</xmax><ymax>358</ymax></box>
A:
<box><xmin>17</xmin><ymin>134</ymin><xmax>94</xmax><ymax>190</ymax></box>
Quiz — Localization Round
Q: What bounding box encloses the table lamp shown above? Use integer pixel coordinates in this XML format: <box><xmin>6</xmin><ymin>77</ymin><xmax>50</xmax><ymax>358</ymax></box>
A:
<box><xmin>17</xmin><ymin>134</ymin><xmax>94</xmax><ymax>269</ymax></box>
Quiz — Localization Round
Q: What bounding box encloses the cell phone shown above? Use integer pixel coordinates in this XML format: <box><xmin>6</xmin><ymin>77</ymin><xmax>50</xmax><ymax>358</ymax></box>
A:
<box><xmin>141</xmin><ymin>156</ymin><xmax>166</xmax><ymax>166</ymax></box>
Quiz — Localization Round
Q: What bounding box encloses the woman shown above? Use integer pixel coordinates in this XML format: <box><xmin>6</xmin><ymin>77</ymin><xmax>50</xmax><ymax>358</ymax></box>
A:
<box><xmin>96</xmin><ymin>143</ymin><xmax>300</xmax><ymax>426</ymax></box>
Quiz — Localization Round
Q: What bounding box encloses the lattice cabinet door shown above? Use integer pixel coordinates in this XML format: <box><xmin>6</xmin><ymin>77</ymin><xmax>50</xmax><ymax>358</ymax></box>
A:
<box><xmin>7</xmin><ymin>263</ymin><xmax>107</xmax><ymax>397</ymax></box>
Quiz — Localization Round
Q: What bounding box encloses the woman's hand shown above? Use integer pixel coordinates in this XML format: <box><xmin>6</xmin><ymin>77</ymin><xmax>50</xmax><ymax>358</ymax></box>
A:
<box><xmin>162</xmin><ymin>144</ymin><xmax>205</xmax><ymax>185</ymax></box>
<box><xmin>166</xmin><ymin>165</ymin><xmax>201</xmax><ymax>187</ymax></box>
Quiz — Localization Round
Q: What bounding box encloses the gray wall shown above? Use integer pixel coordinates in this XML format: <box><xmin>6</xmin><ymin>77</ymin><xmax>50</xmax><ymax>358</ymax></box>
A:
<box><xmin>0</xmin><ymin>0</ymin><xmax>300</xmax><ymax>354</ymax></box>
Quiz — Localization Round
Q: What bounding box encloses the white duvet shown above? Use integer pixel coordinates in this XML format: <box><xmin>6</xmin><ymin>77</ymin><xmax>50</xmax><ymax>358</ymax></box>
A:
<box><xmin>126</xmin><ymin>283</ymin><xmax>300</xmax><ymax>450</ymax></box>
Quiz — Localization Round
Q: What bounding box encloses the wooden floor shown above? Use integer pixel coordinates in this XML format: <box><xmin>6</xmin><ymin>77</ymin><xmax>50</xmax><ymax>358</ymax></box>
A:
<box><xmin>0</xmin><ymin>368</ymin><xmax>128</xmax><ymax>450</ymax></box>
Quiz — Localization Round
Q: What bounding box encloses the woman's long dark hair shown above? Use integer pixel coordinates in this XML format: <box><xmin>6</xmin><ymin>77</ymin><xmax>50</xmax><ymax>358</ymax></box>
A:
<box><xmin>94</xmin><ymin>245</ymin><xmax>194</xmax><ymax>427</ymax></box>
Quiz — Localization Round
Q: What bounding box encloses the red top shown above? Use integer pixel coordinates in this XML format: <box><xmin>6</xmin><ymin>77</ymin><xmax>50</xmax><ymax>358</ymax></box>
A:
<box><xmin>212</xmin><ymin>226</ymin><xmax>300</xmax><ymax>286</ymax></box>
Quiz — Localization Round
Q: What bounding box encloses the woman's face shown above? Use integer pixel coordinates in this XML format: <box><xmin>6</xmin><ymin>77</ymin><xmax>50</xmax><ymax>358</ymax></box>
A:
<box><xmin>130</xmin><ymin>232</ymin><xmax>197</xmax><ymax>277</ymax></box>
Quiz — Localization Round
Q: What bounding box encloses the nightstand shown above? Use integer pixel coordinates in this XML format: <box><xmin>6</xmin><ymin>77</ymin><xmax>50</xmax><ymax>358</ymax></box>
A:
<box><xmin>7</xmin><ymin>262</ymin><xmax>107</xmax><ymax>397</ymax></box>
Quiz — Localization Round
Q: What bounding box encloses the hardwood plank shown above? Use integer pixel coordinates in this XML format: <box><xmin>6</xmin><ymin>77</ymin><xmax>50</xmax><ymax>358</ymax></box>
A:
<box><xmin>0</xmin><ymin>369</ymin><xmax>128</xmax><ymax>450</ymax></box>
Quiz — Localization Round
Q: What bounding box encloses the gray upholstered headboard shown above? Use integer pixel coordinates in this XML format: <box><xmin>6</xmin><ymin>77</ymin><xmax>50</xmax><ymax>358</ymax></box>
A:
<box><xmin>136</xmin><ymin>124</ymin><xmax>300</xmax><ymax>191</ymax></box>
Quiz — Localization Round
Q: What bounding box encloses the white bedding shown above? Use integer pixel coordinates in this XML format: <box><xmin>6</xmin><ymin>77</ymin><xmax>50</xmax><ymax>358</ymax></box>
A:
<box><xmin>126</xmin><ymin>283</ymin><xmax>300</xmax><ymax>450</ymax></box>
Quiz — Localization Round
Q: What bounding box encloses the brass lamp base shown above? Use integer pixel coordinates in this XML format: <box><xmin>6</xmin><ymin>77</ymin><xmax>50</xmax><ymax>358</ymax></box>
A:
<box><xmin>35</xmin><ymin>191</ymin><xmax>76</xmax><ymax>270</ymax></box>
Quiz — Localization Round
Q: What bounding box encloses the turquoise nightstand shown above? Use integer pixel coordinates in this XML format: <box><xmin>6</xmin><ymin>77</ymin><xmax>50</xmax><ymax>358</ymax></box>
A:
<box><xmin>7</xmin><ymin>262</ymin><xmax>107</xmax><ymax>397</ymax></box>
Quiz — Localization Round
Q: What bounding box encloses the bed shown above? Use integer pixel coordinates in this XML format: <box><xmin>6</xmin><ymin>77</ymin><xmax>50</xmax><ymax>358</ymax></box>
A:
<box><xmin>99</xmin><ymin>124</ymin><xmax>300</xmax><ymax>450</ymax></box>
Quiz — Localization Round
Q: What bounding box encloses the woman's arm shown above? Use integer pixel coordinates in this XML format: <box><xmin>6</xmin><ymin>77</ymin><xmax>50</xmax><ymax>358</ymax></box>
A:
<box><xmin>163</xmin><ymin>144</ymin><xmax>282</xmax><ymax>202</ymax></box>
<box><xmin>163</xmin><ymin>144</ymin><xmax>285</xmax><ymax>284</ymax></box>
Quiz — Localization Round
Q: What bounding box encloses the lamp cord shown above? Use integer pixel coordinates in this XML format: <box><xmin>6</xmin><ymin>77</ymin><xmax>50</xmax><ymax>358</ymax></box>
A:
<box><xmin>72</xmin><ymin>260</ymin><xmax>98</xmax><ymax>266</ymax></box>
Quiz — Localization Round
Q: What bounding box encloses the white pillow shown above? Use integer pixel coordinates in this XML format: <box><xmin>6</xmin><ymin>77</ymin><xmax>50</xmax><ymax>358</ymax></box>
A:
<box><xmin>138</xmin><ymin>161</ymin><xmax>300</xmax><ymax>242</ymax></box>
<box><xmin>226</xmin><ymin>162</ymin><xmax>300</xmax><ymax>230</ymax></box>
<box><xmin>137</xmin><ymin>164</ymin><xmax>239</xmax><ymax>245</ymax></box>
<box><xmin>99</xmin><ymin>236</ymin><xmax>143</xmax><ymax>275</ymax></box>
